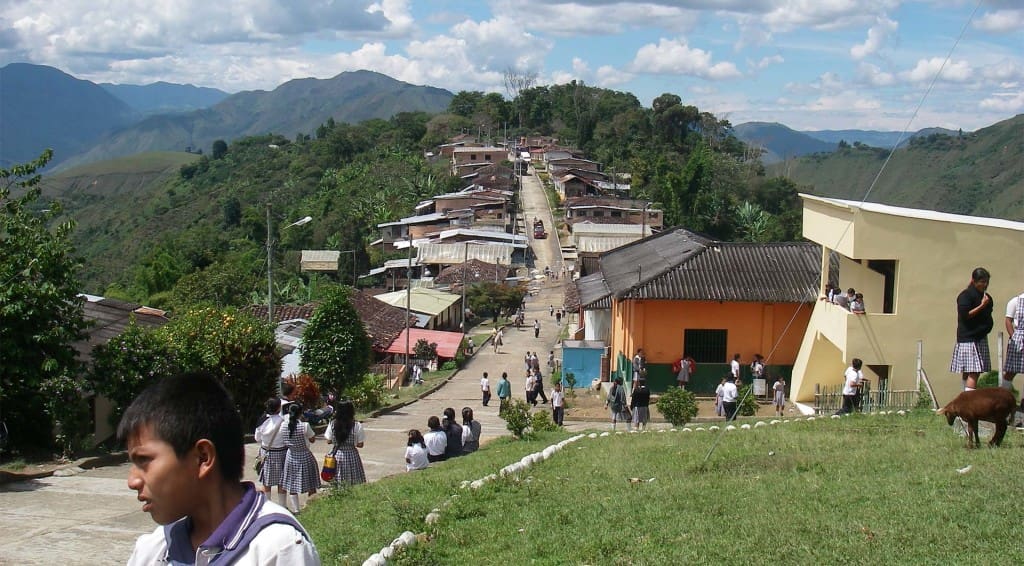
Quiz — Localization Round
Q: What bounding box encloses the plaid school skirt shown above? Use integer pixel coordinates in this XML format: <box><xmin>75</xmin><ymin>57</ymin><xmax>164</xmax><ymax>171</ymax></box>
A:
<box><xmin>258</xmin><ymin>447</ymin><xmax>287</xmax><ymax>487</ymax></box>
<box><xmin>949</xmin><ymin>340</ymin><xmax>991</xmax><ymax>373</ymax></box>
<box><xmin>1005</xmin><ymin>334</ymin><xmax>1024</xmax><ymax>373</ymax></box>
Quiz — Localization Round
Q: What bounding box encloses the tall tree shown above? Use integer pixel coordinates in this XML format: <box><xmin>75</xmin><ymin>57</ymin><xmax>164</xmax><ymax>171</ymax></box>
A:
<box><xmin>301</xmin><ymin>286</ymin><xmax>371</xmax><ymax>395</ymax></box>
<box><xmin>1</xmin><ymin>149</ymin><xmax>88</xmax><ymax>451</ymax></box>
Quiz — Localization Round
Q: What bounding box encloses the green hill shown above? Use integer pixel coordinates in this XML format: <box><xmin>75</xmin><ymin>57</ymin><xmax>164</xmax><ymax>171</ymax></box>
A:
<box><xmin>768</xmin><ymin>114</ymin><xmax>1024</xmax><ymax>220</ymax></box>
<box><xmin>58</xmin><ymin>70</ymin><xmax>454</xmax><ymax>169</ymax></box>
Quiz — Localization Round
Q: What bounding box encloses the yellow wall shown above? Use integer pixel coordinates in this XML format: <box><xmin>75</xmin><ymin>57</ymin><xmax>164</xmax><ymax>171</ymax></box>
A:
<box><xmin>611</xmin><ymin>298</ymin><xmax>811</xmax><ymax>369</ymax></box>
<box><xmin>794</xmin><ymin>196</ymin><xmax>1024</xmax><ymax>406</ymax></box>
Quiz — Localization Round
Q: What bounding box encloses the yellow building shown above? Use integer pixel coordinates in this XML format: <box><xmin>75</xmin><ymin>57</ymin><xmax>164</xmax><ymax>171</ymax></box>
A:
<box><xmin>791</xmin><ymin>194</ymin><xmax>1024</xmax><ymax>409</ymax></box>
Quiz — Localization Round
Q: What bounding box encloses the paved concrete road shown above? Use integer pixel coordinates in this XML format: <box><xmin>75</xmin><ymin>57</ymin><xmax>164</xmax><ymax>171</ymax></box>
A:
<box><xmin>0</xmin><ymin>162</ymin><xmax>582</xmax><ymax>565</ymax></box>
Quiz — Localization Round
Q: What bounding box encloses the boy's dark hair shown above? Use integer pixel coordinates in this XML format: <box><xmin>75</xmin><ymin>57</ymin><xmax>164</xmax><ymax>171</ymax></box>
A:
<box><xmin>281</xmin><ymin>382</ymin><xmax>295</xmax><ymax>398</ymax></box>
<box><xmin>117</xmin><ymin>371</ymin><xmax>244</xmax><ymax>482</ymax></box>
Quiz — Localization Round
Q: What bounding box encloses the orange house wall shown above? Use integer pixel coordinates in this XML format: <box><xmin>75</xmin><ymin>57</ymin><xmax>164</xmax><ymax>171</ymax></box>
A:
<box><xmin>611</xmin><ymin>299</ymin><xmax>811</xmax><ymax>368</ymax></box>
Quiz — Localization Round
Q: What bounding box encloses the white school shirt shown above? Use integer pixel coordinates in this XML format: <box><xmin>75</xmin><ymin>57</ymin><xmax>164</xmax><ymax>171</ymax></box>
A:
<box><xmin>721</xmin><ymin>382</ymin><xmax>738</xmax><ymax>402</ymax></box>
<box><xmin>254</xmin><ymin>414</ymin><xmax>286</xmax><ymax>450</ymax></box>
<box><xmin>843</xmin><ymin>367</ymin><xmax>862</xmax><ymax>396</ymax></box>
<box><xmin>1006</xmin><ymin>294</ymin><xmax>1024</xmax><ymax>328</ymax></box>
<box><xmin>423</xmin><ymin>430</ymin><xmax>447</xmax><ymax>456</ymax></box>
<box><xmin>405</xmin><ymin>444</ymin><xmax>429</xmax><ymax>471</ymax></box>
<box><xmin>480</xmin><ymin>376</ymin><xmax>490</xmax><ymax>391</ymax></box>
<box><xmin>730</xmin><ymin>359</ymin><xmax>740</xmax><ymax>378</ymax></box>
<box><xmin>551</xmin><ymin>389</ymin><xmax>564</xmax><ymax>408</ymax></box>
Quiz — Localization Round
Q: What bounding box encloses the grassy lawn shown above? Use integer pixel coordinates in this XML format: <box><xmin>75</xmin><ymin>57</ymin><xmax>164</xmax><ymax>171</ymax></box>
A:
<box><xmin>302</xmin><ymin>412</ymin><xmax>1024</xmax><ymax>565</ymax></box>
<box><xmin>371</xmin><ymin>368</ymin><xmax>458</xmax><ymax>415</ymax></box>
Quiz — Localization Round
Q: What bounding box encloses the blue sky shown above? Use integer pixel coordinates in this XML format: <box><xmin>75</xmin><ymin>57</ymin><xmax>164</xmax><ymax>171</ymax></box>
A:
<box><xmin>1</xmin><ymin>1</ymin><xmax>1020</xmax><ymax>131</ymax></box>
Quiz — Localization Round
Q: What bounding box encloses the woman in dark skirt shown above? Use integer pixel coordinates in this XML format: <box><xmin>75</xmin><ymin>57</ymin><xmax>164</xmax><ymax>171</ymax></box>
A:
<box><xmin>282</xmin><ymin>403</ymin><xmax>321</xmax><ymax>513</ymax></box>
<box><xmin>950</xmin><ymin>267</ymin><xmax>994</xmax><ymax>391</ymax></box>
<box><xmin>325</xmin><ymin>400</ymin><xmax>366</xmax><ymax>485</ymax></box>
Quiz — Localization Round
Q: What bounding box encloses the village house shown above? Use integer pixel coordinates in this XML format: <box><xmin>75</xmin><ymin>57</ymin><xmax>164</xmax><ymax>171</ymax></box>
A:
<box><xmin>565</xmin><ymin>197</ymin><xmax>663</xmax><ymax>231</ymax></box>
<box><xmin>572</xmin><ymin>228</ymin><xmax>825</xmax><ymax>393</ymax></box>
<box><xmin>450</xmin><ymin>146</ymin><xmax>508</xmax><ymax>175</ymax></box>
<box><xmin>372</xmin><ymin>287</ymin><xmax>464</xmax><ymax>330</ymax></box>
<box><xmin>789</xmin><ymin>195</ymin><xmax>1024</xmax><ymax>410</ymax></box>
<box><xmin>377</xmin><ymin>210</ymin><xmax>474</xmax><ymax>244</ymax></box>
<box><xmin>77</xmin><ymin>294</ymin><xmax>169</xmax><ymax>444</ymax></box>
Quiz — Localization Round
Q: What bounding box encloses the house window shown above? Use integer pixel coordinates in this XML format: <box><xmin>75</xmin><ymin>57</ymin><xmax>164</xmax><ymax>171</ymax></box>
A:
<box><xmin>470</xmin><ymin>154</ymin><xmax>477</xmax><ymax>161</ymax></box>
<box><xmin>610</xmin><ymin>210</ymin><xmax>622</xmax><ymax>218</ymax></box>
<box><xmin>866</xmin><ymin>260</ymin><xmax>898</xmax><ymax>314</ymax></box>
<box><xmin>683</xmin><ymin>329</ymin><xmax>728</xmax><ymax>364</ymax></box>
<box><xmin>593</xmin><ymin>210</ymin><xmax>605</xmax><ymax>217</ymax></box>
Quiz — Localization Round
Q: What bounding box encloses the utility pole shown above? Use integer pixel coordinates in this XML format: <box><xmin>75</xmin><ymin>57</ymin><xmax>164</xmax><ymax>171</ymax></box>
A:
<box><xmin>266</xmin><ymin>203</ymin><xmax>274</xmax><ymax>326</ymax></box>
<box><xmin>405</xmin><ymin>228</ymin><xmax>413</xmax><ymax>376</ymax></box>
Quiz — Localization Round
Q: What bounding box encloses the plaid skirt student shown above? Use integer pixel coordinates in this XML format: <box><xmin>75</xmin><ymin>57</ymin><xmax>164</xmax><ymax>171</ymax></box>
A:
<box><xmin>255</xmin><ymin>398</ymin><xmax>288</xmax><ymax>507</ymax></box>
<box><xmin>282</xmin><ymin>403</ymin><xmax>321</xmax><ymax>513</ymax></box>
<box><xmin>324</xmin><ymin>400</ymin><xmax>366</xmax><ymax>485</ymax></box>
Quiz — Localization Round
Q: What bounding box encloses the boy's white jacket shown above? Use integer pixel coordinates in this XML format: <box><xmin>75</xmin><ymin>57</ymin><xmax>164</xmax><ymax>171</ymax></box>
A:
<box><xmin>126</xmin><ymin>498</ymin><xmax>320</xmax><ymax>566</ymax></box>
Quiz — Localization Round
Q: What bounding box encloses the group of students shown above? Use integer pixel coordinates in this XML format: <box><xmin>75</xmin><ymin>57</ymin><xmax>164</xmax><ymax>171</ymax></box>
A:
<box><xmin>605</xmin><ymin>376</ymin><xmax>651</xmax><ymax>431</ymax></box>
<box><xmin>254</xmin><ymin>384</ymin><xmax>367</xmax><ymax>515</ymax></box>
<box><xmin>405</xmin><ymin>407</ymin><xmax>482</xmax><ymax>470</ymax></box>
<box><xmin>823</xmin><ymin>283</ymin><xmax>867</xmax><ymax>314</ymax></box>
<box><xmin>482</xmin><ymin>370</ymin><xmax>567</xmax><ymax>425</ymax></box>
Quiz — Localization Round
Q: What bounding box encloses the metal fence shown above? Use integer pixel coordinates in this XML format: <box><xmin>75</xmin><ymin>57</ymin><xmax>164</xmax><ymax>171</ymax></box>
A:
<box><xmin>813</xmin><ymin>380</ymin><xmax>920</xmax><ymax>414</ymax></box>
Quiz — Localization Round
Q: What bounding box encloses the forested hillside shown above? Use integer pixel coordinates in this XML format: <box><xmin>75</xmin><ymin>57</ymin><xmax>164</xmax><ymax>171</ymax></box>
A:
<box><xmin>39</xmin><ymin>83</ymin><xmax>804</xmax><ymax>311</ymax></box>
<box><xmin>59</xmin><ymin>70</ymin><xmax>455</xmax><ymax>169</ymax></box>
<box><xmin>769</xmin><ymin>114</ymin><xmax>1024</xmax><ymax>220</ymax></box>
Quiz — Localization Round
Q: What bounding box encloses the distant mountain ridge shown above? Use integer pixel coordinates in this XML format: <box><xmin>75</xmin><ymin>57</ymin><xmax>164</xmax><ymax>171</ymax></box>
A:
<box><xmin>732</xmin><ymin>121</ymin><xmax>966</xmax><ymax>164</ymax></box>
<box><xmin>802</xmin><ymin>127</ymin><xmax>961</xmax><ymax>149</ymax></box>
<box><xmin>100</xmin><ymin>81</ymin><xmax>230</xmax><ymax>115</ymax></box>
<box><xmin>1</xmin><ymin>63</ymin><xmax>454</xmax><ymax>170</ymax></box>
<box><xmin>59</xmin><ymin>70</ymin><xmax>455</xmax><ymax>169</ymax></box>
<box><xmin>766</xmin><ymin>114</ymin><xmax>1024</xmax><ymax>221</ymax></box>
<box><xmin>0</xmin><ymin>63</ymin><xmax>135</xmax><ymax>168</ymax></box>
<box><xmin>732</xmin><ymin>122</ymin><xmax>835</xmax><ymax>164</ymax></box>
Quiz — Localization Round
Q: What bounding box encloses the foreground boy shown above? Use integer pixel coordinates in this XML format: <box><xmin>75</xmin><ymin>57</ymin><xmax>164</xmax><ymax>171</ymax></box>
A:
<box><xmin>119</xmin><ymin>371</ymin><xmax>321</xmax><ymax>565</ymax></box>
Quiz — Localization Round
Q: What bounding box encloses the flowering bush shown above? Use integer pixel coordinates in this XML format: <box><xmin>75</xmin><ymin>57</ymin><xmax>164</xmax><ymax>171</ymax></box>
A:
<box><xmin>159</xmin><ymin>307</ymin><xmax>279</xmax><ymax>427</ymax></box>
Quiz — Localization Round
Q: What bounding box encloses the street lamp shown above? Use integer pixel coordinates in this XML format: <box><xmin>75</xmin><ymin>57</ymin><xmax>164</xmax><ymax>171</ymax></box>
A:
<box><xmin>266</xmin><ymin>204</ymin><xmax>312</xmax><ymax>396</ymax></box>
<box><xmin>405</xmin><ymin>229</ymin><xmax>413</xmax><ymax>378</ymax></box>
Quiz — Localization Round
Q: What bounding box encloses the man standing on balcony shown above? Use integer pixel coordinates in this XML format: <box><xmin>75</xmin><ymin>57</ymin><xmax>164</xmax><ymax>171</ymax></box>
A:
<box><xmin>950</xmin><ymin>268</ymin><xmax>994</xmax><ymax>391</ymax></box>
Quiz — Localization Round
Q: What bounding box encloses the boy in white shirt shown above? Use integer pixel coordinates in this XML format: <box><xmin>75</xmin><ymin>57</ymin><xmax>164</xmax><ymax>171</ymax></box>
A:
<box><xmin>120</xmin><ymin>372</ymin><xmax>319</xmax><ymax>565</ymax></box>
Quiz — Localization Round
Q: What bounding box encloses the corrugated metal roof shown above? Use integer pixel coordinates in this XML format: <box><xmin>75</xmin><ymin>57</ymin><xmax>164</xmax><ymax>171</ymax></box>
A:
<box><xmin>373</xmin><ymin>287</ymin><xmax>462</xmax><ymax>315</ymax></box>
<box><xmin>576</xmin><ymin>272</ymin><xmax>611</xmax><ymax>309</ymax></box>
<box><xmin>576</xmin><ymin>235</ymin><xmax>639</xmax><ymax>253</ymax></box>
<box><xmin>600</xmin><ymin>228</ymin><xmax>712</xmax><ymax>297</ymax></box>
<box><xmin>416</xmin><ymin>242</ymin><xmax>513</xmax><ymax>265</ymax></box>
<box><xmin>385</xmin><ymin>328</ymin><xmax>465</xmax><ymax>358</ymax></box>
<box><xmin>624</xmin><ymin>242</ymin><xmax>824</xmax><ymax>303</ymax></box>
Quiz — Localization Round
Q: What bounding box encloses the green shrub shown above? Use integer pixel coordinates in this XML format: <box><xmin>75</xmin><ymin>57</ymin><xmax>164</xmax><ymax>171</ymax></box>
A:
<box><xmin>441</xmin><ymin>360</ymin><xmax>457</xmax><ymax>371</ymax></box>
<box><xmin>976</xmin><ymin>371</ymin><xmax>1019</xmax><ymax>400</ymax></box>
<box><xmin>737</xmin><ymin>384</ymin><xmax>759</xmax><ymax>417</ymax></box>
<box><xmin>565</xmin><ymin>372</ymin><xmax>577</xmax><ymax>399</ymax></box>
<box><xmin>915</xmin><ymin>380</ymin><xmax>935</xmax><ymax>410</ymax></box>
<box><xmin>530</xmin><ymin>410</ymin><xmax>559</xmax><ymax>433</ymax></box>
<box><xmin>499</xmin><ymin>399</ymin><xmax>532</xmax><ymax>437</ymax></box>
<box><xmin>656</xmin><ymin>388</ymin><xmax>698</xmax><ymax>426</ymax></box>
<box><xmin>348</xmin><ymin>373</ymin><xmax>387</xmax><ymax>412</ymax></box>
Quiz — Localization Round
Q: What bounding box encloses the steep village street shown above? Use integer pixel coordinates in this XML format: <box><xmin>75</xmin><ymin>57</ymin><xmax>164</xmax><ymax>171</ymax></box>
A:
<box><xmin>0</xmin><ymin>162</ymin><xmax>587</xmax><ymax>565</ymax></box>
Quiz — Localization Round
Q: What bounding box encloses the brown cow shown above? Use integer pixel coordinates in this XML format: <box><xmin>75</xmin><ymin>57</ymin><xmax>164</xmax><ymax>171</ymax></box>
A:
<box><xmin>937</xmin><ymin>387</ymin><xmax>1017</xmax><ymax>448</ymax></box>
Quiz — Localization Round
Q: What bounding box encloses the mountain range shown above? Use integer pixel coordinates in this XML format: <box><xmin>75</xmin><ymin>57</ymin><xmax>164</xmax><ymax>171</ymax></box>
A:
<box><xmin>0</xmin><ymin>63</ymin><xmax>453</xmax><ymax>169</ymax></box>
<box><xmin>731</xmin><ymin>122</ymin><xmax>962</xmax><ymax>164</ymax></box>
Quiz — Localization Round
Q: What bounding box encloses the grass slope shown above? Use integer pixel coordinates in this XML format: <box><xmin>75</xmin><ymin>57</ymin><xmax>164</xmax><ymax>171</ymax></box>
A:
<box><xmin>37</xmin><ymin>151</ymin><xmax>200</xmax><ymax>286</ymax></box>
<box><xmin>302</xmin><ymin>412</ymin><xmax>1024</xmax><ymax>565</ymax></box>
<box><xmin>769</xmin><ymin>114</ymin><xmax>1024</xmax><ymax>221</ymax></box>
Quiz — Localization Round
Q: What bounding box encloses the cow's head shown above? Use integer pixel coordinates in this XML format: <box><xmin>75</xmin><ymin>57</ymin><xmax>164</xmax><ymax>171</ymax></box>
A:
<box><xmin>936</xmin><ymin>406</ymin><xmax>956</xmax><ymax>426</ymax></box>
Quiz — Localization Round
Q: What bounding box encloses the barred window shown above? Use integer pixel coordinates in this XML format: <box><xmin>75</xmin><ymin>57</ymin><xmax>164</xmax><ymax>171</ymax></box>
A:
<box><xmin>684</xmin><ymin>329</ymin><xmax>727</xmax><ymax>363</ymax></box>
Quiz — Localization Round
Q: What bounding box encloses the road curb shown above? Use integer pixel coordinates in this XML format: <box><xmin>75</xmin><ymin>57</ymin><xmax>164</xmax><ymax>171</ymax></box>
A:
<box><xmin>0</xmin><ymin>451</ymin><xmax>128</xmax><ymax>485</ymax></box>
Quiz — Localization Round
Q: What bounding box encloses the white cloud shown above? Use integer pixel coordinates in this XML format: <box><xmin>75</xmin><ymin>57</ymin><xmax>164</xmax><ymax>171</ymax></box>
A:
<box><xmin>902</xmin><ymin>57</ymin><xmax>973</xmax><ymax>83</ymax></box>
<box><xmin>760</xmin><ymin>0</ymin><xmax>896</xmax><ymax>32</ymax></box>
<box><xmin>850</xmin><ymin>16</ymin><xmax>897</xmax><ymax>60</ymax></box>
<box><xmin>979</xmin><ymin>90</ymin><xmax>1024</xmax><ymax>112</ymax></box>
<box><xmin>974</xmin><ymin>9</ymin><xmax>1024</xmax><ymax>33</ymax></box>
<box><xmin>981</xmin><ymin>60</ymin><xmax>1024</xmax><ymax>83</ymax></box>
<box><xmin>752</xmin><ymin>54</ymin><xmax>784</xmax><ymax>70</ymax></box>
<box><xmin>815</xmin><ymin>71</ymin><xmax>844</xmax><ymax>93</ymax></box>
<box><xmin>856</xmin><ymin>62</ymin><xmax>895</xmax><ymax>86</ymax></box>
<box><xmin>630</xmin><ymin>38</ymin><xmax>741</xmax><ymax>80</ymax></box>
<box><xmin>595</xmin><ymin>65</ymin><xmax>633</xmax><ymax>87</ymax></box>
<box><xmin>804</xmin><ymin>92</ymin><xmax>881</xmax><ymax>112</ymax></box>
<box><xmin>491</xmin><ymin>0</ymin><xmax>699</xmax><ymax>36</ymax></box>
